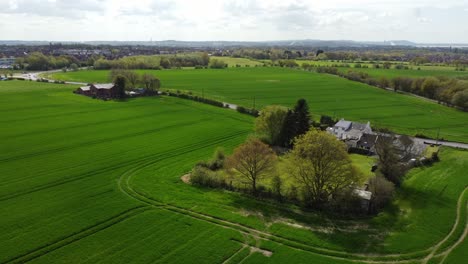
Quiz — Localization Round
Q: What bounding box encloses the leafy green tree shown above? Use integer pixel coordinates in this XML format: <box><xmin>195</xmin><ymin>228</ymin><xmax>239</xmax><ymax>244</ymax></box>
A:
<box><xmin>126</xmin><ymin>71</ymin><xmax>140</xmax><ymax>89</ymax></box>
<box><xmin>160</xmin><ymin>58</ymin><xmax>171</xmax><ymax>69</ymax></box>
<box><xmin>255</xmin><ymin>105</ymin><xmax>288</xmax><ymax>145</ymax></box>
<box><xmin>368</xmin><ymin>176</ymin><xmax>395</xmax><ymax>213</ymax></box>
<box><xmin>142</xmin><ymin>73</ymin><xmax>161</xmax><ymax>92</ymax></box>
<box><xmin>201</xmin><ymin>52</ymin><xmax>210</xmax><ymax>66</ymax></box>
<box><xmin>271</xmin><ymin>175</ymin><xmax>283</xmax><ymax>201</ymax></box>
<box><xmin>452</xmin><ymin>89</ymin><xmax>468</xmax><ymax>110</ymax></box>
<box><xmin>293</xmin><ymin>98</ymin><xmax>311</xmax><ymax>136</ymax></box>
<box><xmin>209</xmin><ymin>59</ymin><xmax>227</xmax><ymax>69</ymax></box>
<box><xmin>114</xmin><ymin>75</ymin><xmax>127</xmax><ymax>99</ymax></box>
<box><xmin>421</xmin><ymin>77</ymin><xmax>440</xmax><ymax>99</ymax></box>
<box><xmin>287</xmin><ymin>130</ymin><xmax>363</xmax><ymax>207</ymax></box>
<box><xmin>375</xmin><ymin>136</ymin><xmax>407</xmax><ymax>186</ymax></box>
<box><xmin>278</xmin><ymin>109</ymin><xmax>297</xmax><ymax>148</ymax></box>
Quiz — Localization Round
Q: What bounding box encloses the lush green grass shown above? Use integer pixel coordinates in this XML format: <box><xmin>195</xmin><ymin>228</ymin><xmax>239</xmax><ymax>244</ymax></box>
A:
<box><xmin>350</xmin><ymin>154</ymin><xmax>377</xmax><ymax>180</ymax></box>
<box><xmin>372</xmin><ymin>148</ymin><xmax>468</xmax><ymax>253</ymax></box>
<box><xmin>294</xmin><ymin>60</ymin><xmax>468</xmax><ymax>78</ymax></box>
<box><xmin>0</xmin><ymin>80</ymin><xmax>466</xmax><ymax>263</ymax></box>
<box><xmin>52</xmin><ymin>67</ymin><xmax>468</xmax><ymax>142</ymax></box>
<box><xmin>211</xmin><ymin>56</ymin><xmax>264</xmax><ymax>67</ymax></box>
<box><xmin>443</xmin><ymin>238</ymin><xmax>468</xmax><ymax>264</ymax></box>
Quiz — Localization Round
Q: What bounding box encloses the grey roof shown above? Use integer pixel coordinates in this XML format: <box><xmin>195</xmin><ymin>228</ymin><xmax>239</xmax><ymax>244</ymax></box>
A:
<box><xmin>94</xmin><ymin>83</ymin><xmax>114</xmax><ymax>89</ymax></box>
<box><xmin>351</xmin><ymin>122</ymin><xmax>368</xmax><ymax>131</ymax></box>
<box><xmin>335</xmin><ymin>120</ymin><xmax>352</xmax><ymax>130</ymax></box>
<box><xmin>354</xmin><ymin>189</ymin><xmax>372</xmax><ymax>201</ymax></box>
<box><xmin>79</xmin><ymin>86</ymin><xmax>90</xmax><ymax>91</ymax></box>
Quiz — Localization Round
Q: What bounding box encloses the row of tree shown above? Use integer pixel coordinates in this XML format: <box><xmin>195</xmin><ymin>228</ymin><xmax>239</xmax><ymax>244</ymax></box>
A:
<box><xmin>94</xmin><ymin>53</ymin><xmax>211</xmax><ymax>70</ymax></box>
<box><xmin>15</xmin><ymin>52</ymin><xmax>80</xmax><ymax>71</ymax></box>
<box><xmin>314</xmin><ymin>66</ymin><xmax>468</xmax><ymax>110</ymax></box>
<box><xmin>109</xmin><ymin>69</ymin><xmax>161</xmax><ymax>92</ymax></box>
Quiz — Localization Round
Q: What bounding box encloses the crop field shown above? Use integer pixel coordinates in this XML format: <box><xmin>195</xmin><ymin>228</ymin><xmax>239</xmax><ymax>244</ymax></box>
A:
<box><xmin>0</xmin><ymin>80</ymin><xmax>466</xmax><ymax>263</ymax></box>
<box><xmin>293</xmin><ymin>60</ymin><xmax>468</xmax><ymax>78</ymax></box>
<box><xmin>211</xmin><ymin>56</ymin><xmax>264</xmax><ymax>67</ymax></box>
<box><xmin>52</xmin><ymin>67</ymin><xmax>468</xmax><ymax>142</ymax></box>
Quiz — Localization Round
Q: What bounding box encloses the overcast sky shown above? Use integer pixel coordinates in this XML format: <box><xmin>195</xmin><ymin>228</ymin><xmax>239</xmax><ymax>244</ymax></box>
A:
<box><xmin>1</xmin><ymin>0</ymin><xmax>468</xmax><ymax>43</ymax></box>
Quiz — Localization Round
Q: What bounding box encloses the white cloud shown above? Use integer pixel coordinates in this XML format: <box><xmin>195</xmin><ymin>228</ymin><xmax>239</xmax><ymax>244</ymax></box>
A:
<box><xmin>0</xmin><ymin>0</ymin><xmax>467</xmax><ymax>42</ymax></box>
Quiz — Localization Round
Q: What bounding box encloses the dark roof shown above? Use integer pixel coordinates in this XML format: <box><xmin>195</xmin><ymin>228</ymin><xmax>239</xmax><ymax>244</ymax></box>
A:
<box><xmin>357</xmin><ymin>133</ymin><xmax>378</xmax><ymax>148</ymax></box>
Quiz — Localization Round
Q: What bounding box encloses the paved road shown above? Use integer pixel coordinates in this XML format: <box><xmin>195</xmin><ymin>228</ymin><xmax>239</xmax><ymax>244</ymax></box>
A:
<box><xmin>412</xmin><ymin>137</ymin><xmax>468</xmax><ymax>150</ymax></box>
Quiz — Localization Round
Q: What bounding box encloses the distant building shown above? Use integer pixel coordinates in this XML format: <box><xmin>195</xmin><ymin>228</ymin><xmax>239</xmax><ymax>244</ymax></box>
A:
<box><xmin>0</xmin><ymin>57</ymin><xmax>15</xmax><ymax>69</ymax></box>
<box><xmin>75</xmin><ymin>83</ymin><xmax>117</xmax><ymax>99</ymax></box>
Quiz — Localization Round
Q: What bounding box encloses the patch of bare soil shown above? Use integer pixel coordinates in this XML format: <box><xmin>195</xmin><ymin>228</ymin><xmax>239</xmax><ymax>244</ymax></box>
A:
<box><xmin>181</xmin><ymin>174</ymin><xmax>191</xmax><ymax>184</ymax></box>
<box><xmin>250</xmin><ymin>246</ymin><xmax>273</xmax><ymax>257</ymax></box>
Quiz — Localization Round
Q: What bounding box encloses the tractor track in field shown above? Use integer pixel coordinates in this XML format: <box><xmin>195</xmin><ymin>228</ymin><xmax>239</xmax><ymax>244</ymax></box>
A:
<box><xmin>0</xmin><ymin>130</ymin><xmax>248</xmax><ymax>202</ymax></box>
<box><xmin>0</xmin><ymin>117</ymin><xmax>213</xmax><ymax>164</ymax></box>
<box><xmin>117</xmin><ymin>158</ymin><xmax>468</xmax><ymax>264</ymax></box>
<box><xmin>3</xmin><ymin>206</ymin><xmax>152</xmax><ymax>264</ymax></box>
<box><xmin>422</xmin><ymin>188</ymin><xmax>468</xmax><ymax>264</ymax></box>
<box><xmin>1</xmin><ymin>131</ymin><xmax>248</xmax><ymax>263</ymax></box>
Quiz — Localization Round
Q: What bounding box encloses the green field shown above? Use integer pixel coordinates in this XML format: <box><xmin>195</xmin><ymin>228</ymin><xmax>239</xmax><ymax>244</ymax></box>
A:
<box><xmin>293</xmin><ymin>60</ymin><xmax>468</xmax><ymax>79</ymax></box>
<box><xmin>51</xmin><ymin>67</ymin><xmax>468</xmax><ymax>142</ymax></box>
<box><xmin>0</xmin><ymin>80</ymin><xmax>466</xmax><ymax>263</ymax></box>
<box><xmin>211</xmin><ymin>56</ymin><xmax>264</xmax><ymax>67</ymax></box>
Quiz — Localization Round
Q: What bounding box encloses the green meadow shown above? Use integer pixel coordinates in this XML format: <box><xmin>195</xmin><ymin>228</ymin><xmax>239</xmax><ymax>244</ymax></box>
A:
<box><xmin>52</xmin><ymin>67</ymin><xmax>468</xmax><ymax>142</ymax></box>
<box><xmin>0</xmin><ymin>80</ymin><xmax>466</xmax><ymax>263</ymax></box>
<box><xmin>293</xmin><ymin>60</ymin><xmax>468</xmax><ymax>78</ymax></box>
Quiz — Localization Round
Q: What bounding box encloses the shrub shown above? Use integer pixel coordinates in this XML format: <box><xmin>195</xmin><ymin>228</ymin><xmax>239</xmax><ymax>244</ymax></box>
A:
<box><xmin>190</xmin><ymin>166</ymin><xmax>226</xmax><ymax>188</ymax></box>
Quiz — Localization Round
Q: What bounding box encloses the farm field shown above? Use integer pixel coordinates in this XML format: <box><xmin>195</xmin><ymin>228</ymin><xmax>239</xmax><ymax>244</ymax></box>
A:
<box><xmin>0</xmin><ymin>80</ymin><xmax>466</xmax><ymax>263</ymax></box>
<box><xmin>292</xmin><ymin>60</ymin><xmax>468</xmax><ymax>78</ymax></box>
<box><xmin>51</xmin><ymin>67</ymin><xmax>468</xmax><ymax>142</ymax></box>
<box><xmin>211</xmin><ymin>56</ymin><xmax>264</xmax><ymax>67</ymax></box>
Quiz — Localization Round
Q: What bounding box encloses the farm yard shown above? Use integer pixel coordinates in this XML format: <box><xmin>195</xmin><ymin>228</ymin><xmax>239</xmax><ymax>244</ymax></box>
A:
<box><xmin>51</xmin><ymin>67</ymin><xmax>468</xmax><ymax>143</ymax></box>
<box><xmin>0</xmin><ymin>80</ymin><xmax>466</xmax><ymax>263</ymax></box>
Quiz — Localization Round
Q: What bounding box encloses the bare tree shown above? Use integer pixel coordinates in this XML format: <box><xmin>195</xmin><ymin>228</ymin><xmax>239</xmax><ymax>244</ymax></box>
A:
<box><xmin>375</xmin><ymin>135</ymin><xmax>407</xmax><ymax>186</ymax></box>
<box><xmin>398</xmin><ymin>135</ymin><xmax>415</xmax><ymax>161</ymax></box>
<box><xmin>142</xmin><ymin>73</ymin><xmax>161</xmax><ymax>92</ymax></box>
<box><xmin>225</xmin><ymin>138</ymin><xmax>277</xmax><ymax>195</ymax></box>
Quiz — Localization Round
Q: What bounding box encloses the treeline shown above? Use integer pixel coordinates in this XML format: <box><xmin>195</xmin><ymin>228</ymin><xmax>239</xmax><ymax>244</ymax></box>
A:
<box><xmin>15</xmin><ymin>52</ymin><xmax>80</xmax><ymax>71</ymax></box>
<box><xmin>108</xmin><ymin>69</ymin><xmax>161</xmax><ymax>92</ymax></box>
<box><xmin>94</xmin><ymin>53</ymin><xmax>211</xmax><ymax>70</ymax></box>
<box><xmin>311</xmin><ymin>66</ymin><xmax>468</xmax><ymax>110</ymax></box>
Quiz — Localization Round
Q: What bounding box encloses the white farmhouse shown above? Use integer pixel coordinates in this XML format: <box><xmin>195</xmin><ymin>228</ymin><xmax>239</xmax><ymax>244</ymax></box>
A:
<box><xmin>327</xmin><ymin>119</ymin><xmax>372</xmax><ymax>140</ymax></box>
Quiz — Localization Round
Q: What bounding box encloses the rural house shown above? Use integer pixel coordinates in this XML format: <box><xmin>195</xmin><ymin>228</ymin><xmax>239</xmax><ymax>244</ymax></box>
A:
<box><xmin>327</xmin><ymin>119</ymin><xmax>372</xmax><ymax>140</ymax></box>
<box><xmin>75</xmin><ymin>83</ymin><xmax>117</xmax><ymax>99</ymax></box>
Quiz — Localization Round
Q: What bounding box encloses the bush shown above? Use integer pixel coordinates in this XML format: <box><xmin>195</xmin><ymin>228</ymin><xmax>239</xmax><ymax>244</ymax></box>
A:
<box><xmin>190</xmin><ymin>166</ymin><xmax>226</xmax><ymax>188</ymax></box>
<box><xmin>368</xmin><ymin>176</ymin><xmax>395</xmax><ymax>214</ymax></box>
<box><xmin>197</xmin><ymin>148</ymin><xmax>226</xmax><ymax>171</ymax></box>
<box><xmin>236</xmin><ymin>106</ymin><xmax>259</xmax><ymax>117</ymax></box>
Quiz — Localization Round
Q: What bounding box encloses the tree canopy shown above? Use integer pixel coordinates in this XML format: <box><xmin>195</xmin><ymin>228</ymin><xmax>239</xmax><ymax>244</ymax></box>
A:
<box><xmin>225</xmin><ymin>138</ymin><xmax>277</xmax><ymax>195</ymax></box>
<box><xmin>287</xmin><ymin>130</ymin><xmax>363</xmax><ymax>207</ymax></box>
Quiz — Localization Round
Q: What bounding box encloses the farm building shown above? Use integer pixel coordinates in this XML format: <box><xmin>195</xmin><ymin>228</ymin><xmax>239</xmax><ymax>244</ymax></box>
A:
<box><xmin>77</xmin><ymin>86</ymin><xmax>92</xmax><ymax>96</ymax></box>
<box><xmin>327</xmin><ymin>119</ymin><xmax>372</xmax><ymax>140</ymax></box>
<box><xmin>75</xmin><ymin>83</ymin><xmax>118</xmax><ymax>99</ymax></box>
